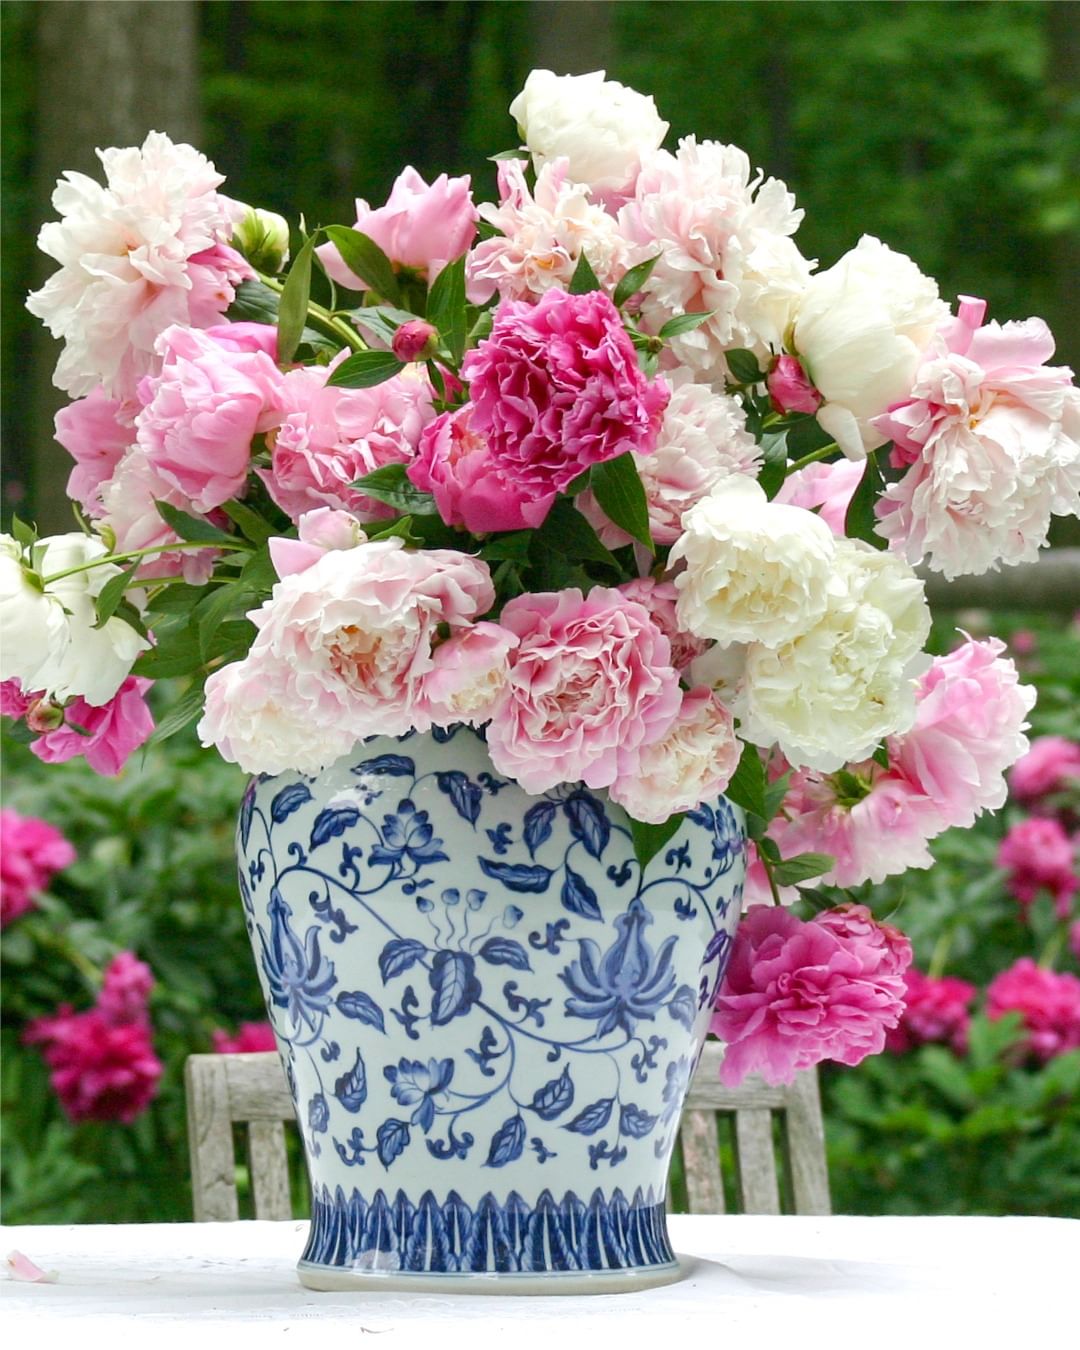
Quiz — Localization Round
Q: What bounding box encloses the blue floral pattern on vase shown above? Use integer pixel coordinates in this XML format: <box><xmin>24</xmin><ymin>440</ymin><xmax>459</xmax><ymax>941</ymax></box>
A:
<box><xmin>237</xmin><ymin>727</ymin><xmax>746</xmax><ymax>1284</ymax></box>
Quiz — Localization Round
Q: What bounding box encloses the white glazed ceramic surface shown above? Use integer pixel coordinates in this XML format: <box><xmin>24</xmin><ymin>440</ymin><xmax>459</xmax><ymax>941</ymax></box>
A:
<box><xmin>236</xmin><ymin>727</ymin><xmax>745</xmax><ymax>1292</ymax></box>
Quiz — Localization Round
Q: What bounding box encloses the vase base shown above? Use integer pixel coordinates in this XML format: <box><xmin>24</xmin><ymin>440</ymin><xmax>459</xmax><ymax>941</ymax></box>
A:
<box><xmin>297</xmin><ymin>1256</ymin><xmax>685</xmax><ymax>1296</ymax></box>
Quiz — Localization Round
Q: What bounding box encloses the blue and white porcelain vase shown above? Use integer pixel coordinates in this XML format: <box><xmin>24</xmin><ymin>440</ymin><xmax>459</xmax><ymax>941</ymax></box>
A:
<box><xmin>236</xmin><ymin>726</ymin><xmax>745</xmax><ymax>1293</ymax></box>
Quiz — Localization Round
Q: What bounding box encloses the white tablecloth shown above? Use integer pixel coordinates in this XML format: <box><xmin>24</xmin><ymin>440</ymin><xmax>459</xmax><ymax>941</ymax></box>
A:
<box><xmin>2</xmin><ymin>1215</ymin><xmax>1075</xmax><ymax>1347</ymax></box>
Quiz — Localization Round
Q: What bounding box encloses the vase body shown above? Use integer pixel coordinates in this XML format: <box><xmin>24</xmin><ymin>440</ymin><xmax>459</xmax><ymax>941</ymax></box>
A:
<box><xmin>236</xmin><ymin>727</ymin><xmax>745</xmax><ymax>1293</ymax></box>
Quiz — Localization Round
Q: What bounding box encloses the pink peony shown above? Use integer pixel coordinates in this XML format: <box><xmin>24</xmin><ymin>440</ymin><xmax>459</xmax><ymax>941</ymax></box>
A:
<box><xmin>391</xmin><ymin>319</ymin><xmax>438</xmax><ymax>364</ymax></box>
<box><xmin>616</xmin><ymin>577</ymin><xmax>707</xmax><ymax>674</ymax></box>
<box><xmin>202</xmin><ymin>321</ymin><xmax>278</xmax><ymax>357</ymax></box>
<box><xmin>0</xmin><ymin>809</ymin><xmax>76</xmax><ymax>927</ymax></box>
<box><xmin>873</xmin><ymin>296</ymin><xmax>1080</xmax><ymax>578</ymax></box>
<box><xmin>768</xmin><ymin>355</ymin><xmax>821</xmax><ymax>415</ymax></box>
<box><xmin>24</xmin><ymin>1006</ymin><xmax>162</xmax><ymax>1123</ymax></box>
<box><xmin>98</xmin><ymin>951</ymin><xmax>155</xmax><ymax>1025</ymax></box>
<box><xmin>774</xmin><ymin>458</ymin><xmax>864</xmax><ymax>537</ymax></box>
<box><xmin>485</xmin><ymin>588</ymin><xmax>681</xmax><ymax>795</ymax></box>
<box><xmin>268</xmin><ymin>507</ymin><xmax>368</xmax><ymax>579</ymax></box>
<box><xmin>261</xmin><ymin>363</ymin><xmax>435</xmax><ymax>522</ymax></box>
<box><xmin>1</xmin><ymin>679</ymin><xmax>33</xmax><ymax>720</ymax></box>
<box><xmin>30</xmin><ymin>676</ymin><xmax>154</xmax><ymax>777</ymax></box>
<box><xmin>136</xmin><ymin>324</ymin><xmax>285</xmax><ymax>512</ymax></box>
<box><xmin>53</xmin><ymin>387</ymin><xmax>137</xmax><ymax>516</ymax></box>
<box><xmin>711</xmin><ymin>903</ymin><xmax>911</xmax><ymax>1087</ymax></box>
<box><xmin>608</xmin><ymin>686</ymin><xmax>740</xmax><ymax>824</ymax></box>
<box><xmin>1010</xmin><ymin>736</ymin><xmax>1080</xmax><ymax>810</ymax></box>
<box><xmin>407</xmin><ymin>407</ymin><xmax>551</xmax><ymax>534</ymax></box>
<box><xmin>212</xmin><ymin>1021</ymin><xmax>278</xmax><ymax>1055</ymax></box>
<box><xmin>420</xmin><ymin>622</ymin><xmax>519</xmax><ymax>728</ymax></box>
<box><xmin>888</xmin><ymin>636</ymin><xmax>1035</xmax><ymax>831</ymax></box>
<box><xmin>316</xmin><ymin>166</ymin><xmax>477</xmax><ymax>289</ymax></box>
<box><xmin>885</xmin><ymin>968</ymin><xmax>976</xmax><ymax>1055</ymax></box>
<box><xmin>986</xmin><ymin>958</ymin><xmax>1080</xmax><ymax>1061</ymax></box>
<box><xmin>460</xmin><ymin>288</ymin><xmax>668</xmax><ymax>523</ymax></box>
<box><xmin>98</xmin><ymin>446</ymin><xmax>218</xmax><ymax>585</ymax></box>
<box><xmin>996</xmin><ymin>817</ymin><xmax>1078</xmax><ymax>919</ymax></box>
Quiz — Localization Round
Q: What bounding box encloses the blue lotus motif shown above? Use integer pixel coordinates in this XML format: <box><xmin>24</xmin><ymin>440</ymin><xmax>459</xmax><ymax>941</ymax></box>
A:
<box><xmin>559</xmin><ymin>898</ymin><xmax>679</xmax><ymax>1039</ymax></box>
<box><xmin>383</xmin><ymin>1056</ymin><xmax>455</xmax><ymax>1131</ymax></box>
<box><xmin>259</xmin><ymin>889</ymin><xmax>337</xmax><ymax>1037</ymax></box>
<box><xmin>370</xmin><ymin>799</ymin><xmax>449</xmax><ymax>868</ymax></box>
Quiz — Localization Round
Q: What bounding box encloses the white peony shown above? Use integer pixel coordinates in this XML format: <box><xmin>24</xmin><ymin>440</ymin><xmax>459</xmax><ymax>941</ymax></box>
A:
<box><xmin>509</xmin><ymin>69</ymin><xmax>668</xmax><ymax>192</ymax></box>
<box><xmin>792</xmin><ymin>235</ymin><xmax>949</xmax><ymax>460</ymax></box>
<box><xmin>738</xmin><ymin>540</ymin><xmax>932</xmax><ymax>772</ymax></box>
<box><xmin>670</xmin><ymin>476</ymin><xmax>837</xmax><ymax>648</ymax></box>
<box><xmin>0</xmin><ymin>532</ymin><xmax>149</xmax><ymax>706</ymax></box>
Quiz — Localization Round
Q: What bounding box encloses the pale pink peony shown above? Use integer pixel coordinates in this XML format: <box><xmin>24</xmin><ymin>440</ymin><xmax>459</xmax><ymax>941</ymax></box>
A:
<box><xmin>616</xmin><ymin>577</ymin><xmax>707</xmax><ymax>673</ymax></box>
<box><xmin>316</xmin><ymin>166</ymin><xmax>477</xmax><ymax>289</ymax></box>
<box><xmin>406</xmin><ymin>407</ymin><xmax>551</xmax><ymax>534</ymax></box>
<box><xmin>99</xmin><ymin>446</ymin><xmax>218</xmax><ymax>585</ymax></box>
<box><xmin>53</xmin><ymin>387</ymin><xmax>137</xmax><ymax>516</ymax></box>
<box><xmin>202</xmin><ymin>321</ymin><xmax>278</xmax><ymax>357</ymax></box>
<box><xmin>711</xmin><ymin>903</ymin><xmax>911</xmax><ymax>1087</ymax></box>
<box><xmin>269</xmin><ymin>507</ymin><xmax>368</xmax><ymax>579</ymax></box>
<box><xmin>888</xmin><ymin>636</ymin><xmax>1035</xmax><ymax>831</ymax></box>
<box><xmin>0</xmin><ymin>808</ymin><xmax>76</xmax><ymax>927</ymax></box>
<box><xmin>773</xmin><ymin>458</ymin><xmax>864</xmax><ymax>537</ymax></box>
<box><xmin>767</xmin><ymin>355</ymin><xmax>821</xmax><ymax>415</ymax></box>
<box><xmin>485</xmin><ymin>588</ymin><xmax>682</xmax><ymax>794</ymax></box>
<box><xmin>29</xmin><ymin>676</ymin><xmax>154</xmax><ymax>777</ymax></box>
<box><xmin>986</xmin><ymin>958</ymin><xmax>1080</xmax><ymax>1061</ymax></box>
<box><xmin>873</xmin><ymin>297</ymin><xmax>1080</xmax><ymax>578</ymax></box>
<box><xmin>580</xmin><ymin>372</ymin><xmax>761</xmax><ymax>547</ymax></box>
<box><xmin>27</xmin><ymin>131</ymin><xmax>251</xmax><ymax>402</ymax></box>
<box><xmin>419</xmin><ymin>622</ymin><xmax>519</xmax><ymax>728</ymax></box>
<box><xmin>98</xmin><ymin>951</ymin><xmax>155</xmax><ymax>1026</ymax></box>
<box><xmin>466</xmin><ymin>157</ymin><xmax>632</xmax><ymax>304</ymax></box>
<box><xmin>619</xmin><ymin>137</ymin><xmax>813</xmax><ymax>378</ymax></box>
<box><xmin>212</xmin><ymin>1021</ymin><xmax>278</xmax><ymax>1055</ymax></box>
<box><xmin>1010</xmin><ymin>736</ymin><xmax>1080</xmax><ymax>810</ymax></box>
<box><xmin>996</xmin><ymin>817</ymin><xmax>1078</xmax><ymax>919</ymax></box>
<box><xmin>136</xmin><ymin>324</ymin><xmax>285</xmax><ymax>512</ymax></box>
<box><xmin>461</xmin><ymin>288</ymin><xmax>668</xmax><ymax>522</ymax></box>
<box><xmin>261</xmin><ymin>362</ymin><xmax>435</xmax><ymax>522</ymax></box>
<box><xmin>885</xmin><ymin>968</ymin><xmax>976</xmax><ymax>1055</ymax></box>
<box><xmin>608</xmin><ymin>687</ymin><xmax>740</xmax><ymax>823</ymax></box>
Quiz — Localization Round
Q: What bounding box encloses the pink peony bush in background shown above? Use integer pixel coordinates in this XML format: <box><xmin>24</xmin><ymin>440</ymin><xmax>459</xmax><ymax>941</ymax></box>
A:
<box><xmin>0</xmin><ymin>807</ymin><xmax>75</xmax><ymax>928</ymax></box>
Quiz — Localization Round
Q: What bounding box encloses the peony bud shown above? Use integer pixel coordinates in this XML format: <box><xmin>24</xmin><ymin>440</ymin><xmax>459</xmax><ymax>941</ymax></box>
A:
<box><xmin>233</xmin><ymin>205</ymin><xmax>291</xmax><ymax>274</ymax></box>
<box><xmin>767</xmin><ymin>355</ymin><xmax>821</xmax><ymax>416</ymax></box>
<box><xmin>26</xmin><ymin>697</ymin><xmax>65</xmax><ymax>733</ymax></box>
<box><xmin>392</xmin><ymin>319</ymin><xmax>439</xmax><ymax>364</ymax></box>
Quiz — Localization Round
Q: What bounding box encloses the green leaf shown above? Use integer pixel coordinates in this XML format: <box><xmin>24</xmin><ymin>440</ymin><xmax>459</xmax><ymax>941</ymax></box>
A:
<box><xmin>489</xmin><ymin>148</ymin><xmax>527</xmax><ymax>162</ymax></box>
<box><xmin>568</xmin><ymin>251</ymin><xmax>602</xmax><ymax>295</ymax></box>
<box><xmin>426</xmin><ymin>254</ymin><xmax>467</xmax><ymax>363</ymax></box>
<box><xmin>773</xmin><ymin>852</ymin><xmax>836</xmax><ymax>887</ymax></box>
<box><xmin>227</xmin><ymin>278</ymin><xmax>280</xmax><ymax>326</ymax></box>
<box><xmin>10</xmin><ymin>514</ymin><xmax>37</xmax><ymax>549</ymax></box>
<box><xmin>657</xmin><ymin>310</ymin><xmax>716</xmax><ymax>339</ymax></box>
<box><xmin>630</xmin><ymin>814</ymin><xmax>685</xmax><ymax>873</ymax></box>
<box><xmin>613</xmin><ymin>254</ymin><xmax>661</xmax><ymax>308</ymax></box>
<box><xmin>239</xmin><ymin>546</ymin><xmax>278</xmax><ymax>593</ymax></box>
<box><xmin>276</xmin><ymin>232</ymin><xmax>317</xmax><ymax>366</ymax></box>
<box><xmin>155</xmin><ymin>501</ymin><xmax>239</xmax><ymax>546</ymax></box>
<box><xmin>323</xmin><ymin>225</ymin><xmax>400</xmax><ymax>303</ymax></box>
<box><xmin>726</xmin><ymin>348</ymin><xmax>765</xmax><ymax>385</ymax></box>
<box><xmin>150</xmin><ymin>680</ymin><xmax>207</xmax><ymax>745</ymax></box>
<box><xmin>758</xmin><ymin>428</ymin><xmax>790</xmax><ymax>500</ymax></box>
<box><xmin>844</xmin><ymin>454</ymin><xmax>887</xmax><ymax>549</ymax></box>
<box><xmin>364</xmin><ymin>515</ymin><xmax>420</xmax><ymax>545</ymax></box>
<box><xmin>326</xmin><ymin>349</ymin><xmax>406</xmax><ymax>389</ymax></box>
<box><xmin>146</xmin><ymin>581</ymin><xmax>212</xmax><ymax>614</ymax></box>
<box><xmin>349</xmin><ymin>304</ymin><xmax>421</xmax><ymax>348</ymax></box>
<box><xmin>221</xmin><ymin>500</ymin><xmax>276</xmax><ymax>546</ymax></box>
<box><xmin>589</xmin><ymin>453</ymin><xmax>653</xmax><ymax>551</ymax></box>
<box><xmin>763</xmin><ymin>769</ymin><xmax>793</xmax><ymax>821</ymax></box>
<box><xmin>479</xmin><ymin>531</ymin><xmax>533</xmax><ymax>563</ymax></box>
<box><xmin>92</xmin><ymin>563</ymin><xmax>139</xmax><ymax>629</ymax></box>
<box><xmin>534</xmin><ymin>496</ymin><xmax>618</xmax><ymax>566</ymax></box>
<box><xmin>725</xmin><ymin>740</ymin><xmax>767</xmax><ymax>819</ymax></box>
<box><xmin>131</xmin><ymin>628</ymin><xmax>204</xmax><ymax>680</ymax></box>
<box><xmin>195</xmin><ymin>583</ymin><xmax>252</xmax><ymax>661</ymax></box>
<box><xmin>565</xmin><ymin>468</ymin><xmax>592</xmax><ymax>496</ymax></box>
<box><xmin>351</xmin><ymin>463</ymin><xmax>439</xmax><ymax>515</ymax></box>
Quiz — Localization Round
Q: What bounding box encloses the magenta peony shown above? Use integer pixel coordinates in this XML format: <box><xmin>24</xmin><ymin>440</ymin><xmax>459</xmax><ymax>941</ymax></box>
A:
<box><xmin>986</xmin><ymin>958</ymin><xmax>1080</xmax><ymax>1062</ymax></box>
<box><xmin>212</xmin><ymin>1021</ymin><xmax>278</xmax><ymax>1055</ymax></box>
<box><xmin>767</xmin><ymin>355</ymin><xmax>822</xmax><ymax>416</ymax></box>
<box><xmin>461</xmin><ymin>287</ymin><xmax>668</xmax><ymax>523</ymax></box>
<box><xmin>0</xmin><ymin>808</ymin><xmax>76</xmax><ymax>927</ymax></box>
<box><xmin>485</xmin><ymin>588</ymin><xmax>682</xmax><ymax>794</ymax></box>
<box><xmin>712</xmin><ymin>903</ymin><xmax>911</xmax><ymax>1086</ymax></box>
<box><xmin>24</xmin><ymin>1008</ymin><xmax>162</xmax><ymax>1123</ymax></box>
<box><xmin>996</xmin><ymin>817</ymin><xmax>1078</xmax><ymax>919</ymax></box>
<box><xmin>29</xmin><ymin>676</ymin><xmax>154</xmax><ymax>777</ymax></box>
<box><xmin>98</xmin><ymin>951</ymin><xmax>155</xmax><ymax>1025</ymax></box>
<box><xmin>1009</xmin><ymin>736</ymin><xmax>1080</xmax><ymax>811</ymax></box>
<box><xmin>885</xmin><ymin>968</ymin><xmax>976</xmax><ymax>1055</ymax></box>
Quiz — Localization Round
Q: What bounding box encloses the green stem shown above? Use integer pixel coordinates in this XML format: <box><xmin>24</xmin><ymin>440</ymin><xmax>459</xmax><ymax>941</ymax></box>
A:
<box><xmin>1038</xmin><ymin>925</ymin><xmax>1067</xmax><ymax>970</ymax></box>
<box><xmin>42</xmin><ymin>540</ymin><xmax>247</xmax><ymax>587</ymax></box>
<box><xmin>927</xmin><ymin>930</ymin><xmax>953</xmax><ymax>980</ymax></box>
<box><xmin>783</xmin><ymin>442</ymin><xmax>841</xmax><ymax>477</ymax></box>
<box><xmin>758</xmin><ymin>849</ymin><xmax>783</xmax><ymax>906</ymax></box>
<box><xmin>257</xmin><ymin>270</ymin><xmax>365</xmax><ymax>353</ymax></box>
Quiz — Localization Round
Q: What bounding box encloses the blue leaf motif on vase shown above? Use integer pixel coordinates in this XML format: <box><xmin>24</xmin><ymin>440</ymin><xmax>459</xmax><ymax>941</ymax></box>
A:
<box><xmin>384</xmin><ymin>1056</ymin><xmax>454</xmax><ymax>1132</ymax></box>
<box><xmin>336</xmin><ymin>990</ymin><xmax>386</xmax><ymax>1033</ymax></box>
<box><xmin>668</xmin><ymin>984</ymin><xmax>697</xmax><ymax>1032</ymax></box>
<box><xmin>477</xmin><ymin>937</ymin><xmax>531</xmax><ymax>971</ymax></box>
<box><xmin>259</xmin><ymin>889</ymin><xmax>336</xmax><ymax>1038</ymax></box>
<box><xmin>353</xmin><ymin>754</ymin><xmax>415</xmax><ymax>777</ymax></box>
<box><xmin>309</xmin><ymin>804</ymin><xmax>361</xmax><ymax>850</ymax></box>
<box><xmin>270</xmin><ymin>782</ymin><xmax>312</xmax><ymax>824</ymax></box>
<box><xmin>527</xmin><ymin>1066</ymin><xmax>574</xmax><ymax>1121</ymax></box>
<box><xmin>660</xmin><ymin>1057</ymin><xmax>693</xmax><ymax>1124</ymax></box>
<box><xmin>564</xmin><ymin>1097</ymin><xmax>614</xmax><ymax>1135</ymax></box>
<box><xmin>376</xmin><ymin>1118</ymin><xmax>410</xmax><ymax>1167</ymax></box>
<box><xmin>378</xmin><ymin>937</ymin><xmax>428</xmax><ymax>983</ymax></box>
<box><xmin>335</xmin><ymin>1050</ymin><xmax>368</xmax><ymax>1112</ymax></box>
<box><xmin>618</xmin><ymin>1103</ymin><xmax>658</xmax><ymax>1139</ymax></box>
<box><xmin>559</xmin><ymin>898</ymin><xmax>678</xmax><ymax>1039</ymax></box>
<box><xmin>478</xmin><ymin>859</ymin><xmax>554</xmax><ymax>893</ymax></box>
<box><xmin>369</xmin><ymin>799</ymin><xmax>449</xmax><ymax>868</ymax></box>
<box><xmin>563</xmin><ymin>793</ymin><xmax>610</xmax><ymax>860</ymax></box>
<box><xmin>436</xmin><ymin>770</ymin><xmax>483</xmax><ymax>826</ymax></box>
<box><xmin>485</xmin><ymin>1115</ymin><xmax>526</xmax><ymax>1168</ymax></box>
<box><xmin>429</xmin><ymin>950</ymin><xmax>482</xmax><ymax>1025</ymax></box>
<box><xmin>308</xmin><ymin>1092</ymin><xmax>329</xmax><ymax>1134</ymax></box>
<box><xmin>522</xmin><ymin>801</ymin><xmax>557</xmax><ymax>857</ymax></box>
<box><xmin>560</xmin><ymin>865</ymin><xmax>602</xmax><ymax>921</ymax></box>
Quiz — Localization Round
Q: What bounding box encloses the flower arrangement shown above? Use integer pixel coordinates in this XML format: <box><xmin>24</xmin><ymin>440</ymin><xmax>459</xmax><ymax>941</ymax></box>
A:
<box><xmin>5</xmin><ymin>69</ymin><xmax>1079</xmax><ymax>1094</ymax></box>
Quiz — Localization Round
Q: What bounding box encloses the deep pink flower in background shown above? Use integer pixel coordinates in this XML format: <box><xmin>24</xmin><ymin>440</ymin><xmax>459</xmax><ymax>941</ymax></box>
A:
<box><xmin>461</xmin><ymin>287</ymin><xmax>668</xmax><ymax>524</ymax></box>
<box><xmin>98</xmin><ymin>951</ymin><xmax>155</xmax><ymax>1026</ymax></box>
<box><xmin>29</xmin><ymin>676</ymin><xmax>154</xmax><ymax>777</ymax></box>
<box><xmin>0</xmin><ymin>808</ymin><xmax>76</xmax><ymax>927</ymax></box>
<box><xmin>212</xmin><ymin>1021</ymin><xmax>278</xmax><ymax>1055</ymax></box>
<box><xmin>986</xmin><ymin>958</ymin><xmax>1080</xmax><ymax>1062</ymax></box>
<box><xmin>712</xmin><ymin>903</ymin><xmax>911</xmax><ymax>1087</ymax></box>
<box><xmin>996</xmin><ymin>817</ymin><xmax>1078</xmax><ymax>918</ymax></box>
<box><xmin>316</xmin><ymin>166</ymin><xmax>477</xmax><ymax>288</ymax></box>
<box><xmin>53</xmin><ymin>387</ymin><xmax>137</xmax><ymax>517</ymax></box>
<box><xmin>886</xmin><ymin>968</ymin><xmax>976</xmax><ymax>1055</ymax></box>
<box><xmin>1009</xmin><ymin>736</ymin><xmax>1080</xmax><ymax>811</ymax></box>
<box><xmin>485</xmin><ymin>587</ymin><xmax>681</xmax><ymax>794</ymax></box>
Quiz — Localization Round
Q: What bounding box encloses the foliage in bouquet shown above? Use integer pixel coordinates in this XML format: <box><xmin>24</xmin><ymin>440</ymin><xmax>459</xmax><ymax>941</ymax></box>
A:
<box><xmin>4</xmin><ymin>69</ymin><xmax>1080</xmax><ymax>1094</ymax></box>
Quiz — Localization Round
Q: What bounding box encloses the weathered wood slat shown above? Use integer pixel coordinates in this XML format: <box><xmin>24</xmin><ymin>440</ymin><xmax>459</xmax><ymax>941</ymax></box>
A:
<box><xmin>680</xmin><ymin>1110</ymin><xmax>726</xmax><ymax>1214</ymax></box>
<box><xmin>247</xmin><ymin>1120</ymin><xmax>292</xmax><ymax>1221</ymax></box>
<box><xmin>185</xmin><ymin>1056</ymin><xmax>240</xmax><ymax>1222</ymax></box>
<box><xmin>734</xmin><ymin>1107</ymin><xmax>781</xmax><ymax>1214</ymax></box>
<box><xmin>222</xmin><ymin>1052</ymin><xmax>293</xmax><ymax>1121</ymax></box>
<box><xmin>784</xmin><ymin>1066</ymin><xmax>832</xmax><ymax>1215</ymax></box>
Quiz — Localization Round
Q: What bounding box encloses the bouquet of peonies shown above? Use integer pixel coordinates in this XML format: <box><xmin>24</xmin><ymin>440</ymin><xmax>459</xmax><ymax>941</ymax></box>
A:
<box><xmin>5</xmin><ymin>69</ymin><xmax>1078</xmax><ymax>1090</ymax></box>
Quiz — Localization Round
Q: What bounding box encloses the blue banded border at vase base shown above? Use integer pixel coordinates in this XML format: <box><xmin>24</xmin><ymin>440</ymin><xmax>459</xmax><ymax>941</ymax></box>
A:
<box><xmin>296</xmin><ymin>1183</ymin><xmax>682</xmax><ymax>1295</ymax></box>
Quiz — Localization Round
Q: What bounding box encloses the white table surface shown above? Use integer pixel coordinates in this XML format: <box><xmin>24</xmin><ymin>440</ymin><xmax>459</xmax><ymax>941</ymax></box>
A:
<box><xmin>2</xmin><ymin>1215</ymin><xmax>1076</xmax><ymax>1348</ymax></box>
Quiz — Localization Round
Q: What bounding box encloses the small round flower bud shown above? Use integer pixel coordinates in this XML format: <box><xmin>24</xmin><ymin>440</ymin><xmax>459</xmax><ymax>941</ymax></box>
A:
<box><xmin>391</xmin><ymin>319</ymin><xmax>439</xmax><ymax>364</ymax></box>
<box><xmin>26</xmin><ymin>697</ymin><xmax>65</xmax><ymax>733</ymax></box>
<box><xmin>767</xmin><ymin>354</ymin><xmax>822</xmax><ymax>416</ymax></box>
<box><xmin>234</xmin><ymin>205</ymin><xmax>291</xmax><ymax>274</ymax></box>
